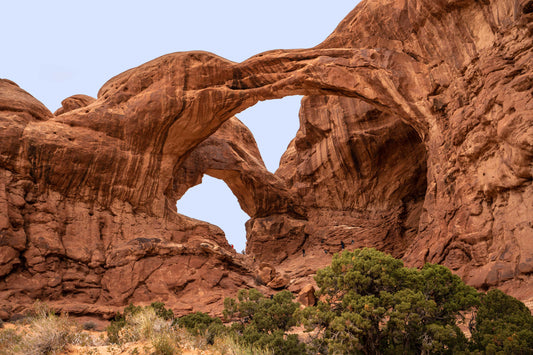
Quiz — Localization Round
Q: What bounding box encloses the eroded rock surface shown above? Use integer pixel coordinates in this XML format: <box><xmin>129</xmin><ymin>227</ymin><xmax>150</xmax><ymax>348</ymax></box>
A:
<box><xmin>0</xmin><ymin>0</ymin><xmax>532</xmax><ymax>318</ymax></box>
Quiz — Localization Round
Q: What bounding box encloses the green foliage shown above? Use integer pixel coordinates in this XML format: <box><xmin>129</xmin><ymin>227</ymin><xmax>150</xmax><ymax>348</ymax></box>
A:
<box><xmin>225</xmin><ymin>289</ymin><xmax>299</xmax><ymax>333</ymax></box>
<box><xmin>242</xmin><ymin>328</ymin><xmax>305</xmax><ymax>355</ymax></box>
<box><xmin>176</xmin><ymin>311</ymin><xmax>225</xmax><ymax>345</ymax></box>
<box><xmin>5</xmin><ymin>253</ymin><xmax>527</xmax><ymax>355</ymax></box>
<box><xmin>470</xmin><ymin>289</ymin><xmax>533</xmax><ymax>354</ymax></box>
<box><xmin>150</xmin><ymin>302</ymin><xmax>174</xmax><ymax>321</ymax></box>
<box><xmin>122</xmin><ymin>303</ymin><xmax>143</xmax><ymax>317</ymax></box>
<box><xmin>106</xmin><ymin>314</ymin><xmax>127</xmax><ymax>344</ymax></box>
<box><xmin>176</xmin><ymin>311</ymin><xmax>222</xmax><ymax>335</ymax></box>
<box><xmin>107</xmin><ymin>302</ymin><xmax>144</xmax><ymax>343</ymax></box>
<box><xmin>223</xmin><ymin>289</ymin><xmax>305</xmax><ymax>355</ymax></box>
<box><xmin>303</xmin><ymin>248</ymin><xmax>479</xmax><ymax>354</ymax></box>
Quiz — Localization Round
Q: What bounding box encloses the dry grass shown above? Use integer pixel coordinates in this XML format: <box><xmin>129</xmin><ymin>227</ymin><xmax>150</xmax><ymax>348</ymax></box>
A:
<box><xmin>0</xmin><ymin>326</ymin><xmax>22</xmax><ymax>355</ymax></box>
<box><xmin>106</xmin><ymin>307</ymin><xmax>273</xmax><ymax>355</ymax></box>
<box><xmin>118</xmin><ymin>307</ymin><xmax>172</xmax><ymax>343</ymax></box>
<box><xmin>0</xmin><ymin>302</ymin><xmax>100</xmax><ymax>354</ymax></box>
<box><xmin>210</xmin><ymin>335</ymin><xmax>274</xmax><ymax>355</ymax></box>
<box><xmin>0</xmin><ymin>303</ymin><xmax>273</xmax><ymax>355</ymax></box>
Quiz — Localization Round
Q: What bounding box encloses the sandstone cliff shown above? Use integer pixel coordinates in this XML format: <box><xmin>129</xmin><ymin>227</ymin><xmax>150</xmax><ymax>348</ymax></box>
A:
<box><xmin>0</xmin><ymin>0</ymin><xmax>531</xmax><ymax>318</ymax></box>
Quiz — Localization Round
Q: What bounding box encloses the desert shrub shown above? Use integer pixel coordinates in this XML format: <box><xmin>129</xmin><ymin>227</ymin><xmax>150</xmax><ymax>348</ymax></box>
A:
<box><xmin>0</xmin><ymin>328</ymin><xmax>22</xmax><ymax>354</ymax></box>
<box><xmin>223</xmin><ymin>289</ymin><xmax>305</xmax><ymax>355</ymax></box>
<box><xmin>106</xmin><ymin>302</ymin><xmax>180</xmax><ymax>353</ymax></box>
<box><xmin>152</xmin><ymin>331</ymin><xmax>179</xmax><ymax>355</ymax></box>
<box><xmin>238</xmin><ymin>327</ymin><xmax>305</xmax><ymax>355</ymax></box>
<box><xmin>301</xmin><ymin>248</ymin><xmax>479</xmax><ymax>354</ymax></box>
<box><xmin>107</xmin><ymin>303</ymin><xmax>166</xmax><ymax>344</ymax></box>
<box><xmin>0</xmin><ymin>302</ymin><xmax>100</xmax><ymax>354</ymax></box>
<box><xmin>150</xmin><ymin>302</ymin><xmax>174</xmax><ymax>321</ymax></box>
<box><xmin>82</xmin><ymin>321</ymin><xmax>97</xmax><ymax>331</ymax></box>
<box><xmin>122</xmin><ymin>303</ymin><xmax>143</xmax><ymax>318</ymax></box>
<box><xmin>176</xmin><ymin>311</ymin><xmax>225</xmax><ymax>345</ymax></box>
<box><xmin>470</xmin><ymin>289</ymin><xmax>533</xmax><ymax>353</ymax></box>
<box><xmin>176</xmin><ymin>311</ymin><xmax>222</xmax><ymax>335</ymax></box>
<box><xmin>102</xmin><ymin>252</ymin><xmax>533</xmax><ymax>355</ymax></box>
<box><xmin>21</xmin><ymin>309</ymin><xmax>79</xmax><ymax>355</ymax></box>
<box><xmin>106</xmin><ymin>315</ymin><xmax>126</xmax><ymax>344</ymax></box>
<box><xmin>224</xmin><ymin>289</ymin><xmax>300</xmax><ymax>333</ymax></box>
<box><xmin>118</xmin><ymin>307</ymin><xmax>173</xmax><ymax>344</ymax></box>
<box><xmin>126</xmin><ymin>307</ymin><xmax>159</xmax><ymax>341</ymax></box>
<box><xmin>8</xmin><ymin>314</ymin><xmax>25</xmax><ymax>323</ymax></box>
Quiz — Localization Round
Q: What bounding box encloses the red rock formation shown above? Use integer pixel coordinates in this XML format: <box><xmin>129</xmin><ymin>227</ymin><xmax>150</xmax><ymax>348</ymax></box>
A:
<box><xmin>297</xmin><ymin>285</ymin><xmax>317</xmax><ymax>307</ymax></box>
<box><xmin>0</xmin><ymin>0</ymin><xmax>532</xmax><ymax>318</ymax></box>
<box><xmin>174</xmin><ymin>117</ymin><xmax>302</xmax><ymax>219</ymax></box>
<box><xmin>253</xmin><ymin>0</ymin><xmax>533</xmax><ymax>301</ymax></box>
<box><xmin>54</xmin><ymin>94</ymin><xmax>96</xmax><ymax>116</ymax></box>
<box><xmin>248</xmin><ymin>96</ymin><xmax>427</xmax><ymax>265</ymax></box>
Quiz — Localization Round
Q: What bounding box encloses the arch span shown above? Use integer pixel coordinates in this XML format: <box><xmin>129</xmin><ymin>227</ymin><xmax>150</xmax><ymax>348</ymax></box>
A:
<box><xmin>174</xmin><ymin>116</ymin><xmax>304</xmax><ymax>220</ymax></box>
<box><xmin>51</xmin><ymin>47</ymin><xmax>432</xmax><ymax>213</ymax></box>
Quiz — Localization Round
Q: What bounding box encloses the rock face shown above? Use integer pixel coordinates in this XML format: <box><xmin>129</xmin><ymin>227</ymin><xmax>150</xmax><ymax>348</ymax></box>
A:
<box><xmin>0</xmin><ymin>0</ymin><xmax>532</xmax><ymax>318</ymax></box>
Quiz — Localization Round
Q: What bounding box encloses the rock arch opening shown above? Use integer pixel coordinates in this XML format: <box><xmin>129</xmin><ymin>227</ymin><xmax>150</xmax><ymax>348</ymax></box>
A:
<box><xmin>246</xmin><ymin>95</ymin><xmax>429</xmax><ymax>264</ymax></box>
<box><xmin>172</xmin><ymin>92</ymin><xmax>429</xmax><ymax>264</ymax></box>
<box><xmin>173</xmin><ymin>97</ymin><xmax>306</xmax><ymax>254</ymax></box>
<box><xmin>177</xmin><ymin>175</ymin><xmax>250</xmax><ymax>253</ymax></box>
<box><xmin>237</xmin><ymin>96</ymin><xmax>303</xmax><ymax>173</ymax></box>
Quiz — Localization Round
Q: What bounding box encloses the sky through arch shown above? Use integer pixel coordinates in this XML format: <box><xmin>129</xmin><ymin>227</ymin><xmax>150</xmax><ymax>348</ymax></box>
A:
<box><xmin>238</xmin><ymin>96</ymin><xmax>303</xmax><ymax>173</ymax></box>
<box><xmin>177</xmin><ymin>175</ymin><xmax>250</xmax><ymax>252</ymax></box>
<box><xmin>177</xmin><ymin>96</ymin><xmax>302</xmax><ymax>250</ymax></box>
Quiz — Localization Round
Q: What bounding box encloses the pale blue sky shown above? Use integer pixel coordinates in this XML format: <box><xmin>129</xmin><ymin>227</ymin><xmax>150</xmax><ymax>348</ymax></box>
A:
<box><xmin>1</xmin><ymin>1</ymin><xmax>358</xmax><ymax>252</ymax></box>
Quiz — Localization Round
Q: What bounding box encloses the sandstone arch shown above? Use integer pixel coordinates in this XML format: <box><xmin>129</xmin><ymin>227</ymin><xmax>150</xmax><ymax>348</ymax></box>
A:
<box><xmin>174</xmin><ymin>116</ymin><xmax>302</xmax><ymax>219</ymax></box>
<box><xmin>0</xmin><ymin>0</ymin><xmax>532</xmax><ymax>317</ymax></box>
